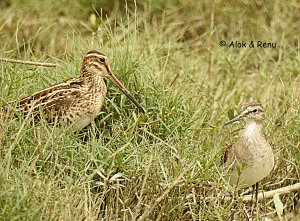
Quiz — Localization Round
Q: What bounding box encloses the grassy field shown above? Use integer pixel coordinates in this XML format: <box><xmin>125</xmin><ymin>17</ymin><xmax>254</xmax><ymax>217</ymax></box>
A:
<box><xmin>0</xmin><ymin>0</ymin><xmax>300</xmax><ymax>220</ymax></box>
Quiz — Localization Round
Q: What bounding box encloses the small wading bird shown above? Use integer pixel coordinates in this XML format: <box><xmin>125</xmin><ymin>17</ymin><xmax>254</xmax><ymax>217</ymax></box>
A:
<box><xmin>221</xmin><ymin>103</ymin><xmax>274</xmax><ymax>197</ymax></box>
<box><xmin>14</xmin><ymin>50</ymin><xmax>145</xmax><ymax>130</ymax></box>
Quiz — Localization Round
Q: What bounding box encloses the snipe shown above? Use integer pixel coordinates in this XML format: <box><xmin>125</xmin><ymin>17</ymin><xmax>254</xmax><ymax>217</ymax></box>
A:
<box><xmin>221</xmin><ymin>103</ymin><xmax>274</xmax><ymax>188</ymax></box>
<box><xmin>14</xmin><ymin>50</ymin><xmax>145</xmax><ymax>130</ymax></box>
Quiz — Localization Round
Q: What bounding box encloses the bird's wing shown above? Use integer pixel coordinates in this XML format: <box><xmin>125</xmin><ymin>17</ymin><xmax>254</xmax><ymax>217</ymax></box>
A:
<box><xmin>15</xmin><ymin>79</ymin><xmax>84</xmax><ymax>123</ymax></box>
<box><xmin>220</xmin><ymin>142</ymin><xmax>236</xmax><ymax>166</ymax></box>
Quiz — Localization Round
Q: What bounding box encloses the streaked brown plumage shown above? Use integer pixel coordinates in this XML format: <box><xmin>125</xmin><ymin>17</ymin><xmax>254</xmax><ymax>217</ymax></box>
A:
<box><xmin>14</xmin><ymin>50</ymin><xmax>145</xmax><ymax>130</ymax></box>
<box><xmin>222</xmin><ymin>102</ymin><xmax>274</xmax><ymax>187</ymax></box>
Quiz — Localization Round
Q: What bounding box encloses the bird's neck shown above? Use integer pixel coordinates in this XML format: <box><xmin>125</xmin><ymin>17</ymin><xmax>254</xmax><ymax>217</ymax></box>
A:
<box><xmin>79</xmin><ymin>66</ymin><xmax>95</xmax><ymax>78</ymax></box>
<box><xmin>242</xmin><ymin>121</ymin><xmax>263</xmax><ymax>138</ymax></box>
<box><xmin>79</xmin><ymin>69</ymin><xmax>105</xmax><ymax>86</ymax></box>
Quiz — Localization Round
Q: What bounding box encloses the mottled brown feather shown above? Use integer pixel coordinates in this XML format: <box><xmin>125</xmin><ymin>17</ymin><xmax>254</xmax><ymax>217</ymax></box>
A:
<box><xmin>16</xmin><ymin>78</ymin><xmax>90</xmax><ymax>123</ymax></box>
<box><xmin>220</xmin><ymin>144</ymin><xmax>232</xmax><ymax>166</ymax></box>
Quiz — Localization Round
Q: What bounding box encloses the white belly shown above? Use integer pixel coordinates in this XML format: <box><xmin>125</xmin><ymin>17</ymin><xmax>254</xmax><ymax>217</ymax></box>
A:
<box><xmin>71</xmin><ymin>115</ymin><xmax>95</xmax><ymax>130</ymax></box>
<box><xmin>229</xmin><ymin>154</ymin><xmax>274</xmax><ymax>187</ymax></box>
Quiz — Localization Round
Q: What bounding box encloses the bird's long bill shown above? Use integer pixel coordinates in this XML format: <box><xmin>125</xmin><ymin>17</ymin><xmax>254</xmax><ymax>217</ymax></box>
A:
<box><xmin>224</xmin><ymin>115</ymin><xmax>242</xmax><ymax>126</ymax></box>
<box><xmin>109</xmin><ymin>72</ymin><xmax>145</xmax><ymax>113</ymax></box>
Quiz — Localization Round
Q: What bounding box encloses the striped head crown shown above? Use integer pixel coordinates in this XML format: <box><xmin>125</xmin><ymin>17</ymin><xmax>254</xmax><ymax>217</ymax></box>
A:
<box><xmin>81</xmin><ymin>50</ymin><xmax>112</xmax><ymax>78</ymax></box>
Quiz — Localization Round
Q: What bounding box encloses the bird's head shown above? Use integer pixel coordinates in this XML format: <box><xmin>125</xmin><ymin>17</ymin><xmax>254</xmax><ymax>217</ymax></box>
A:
<box><xmin>224</xmin><ymin>103</ymin><xmax>265</xmax><ymax>126</ymax></box>
<box><xmin>81</xmin><ymin>50</ymin><xmax>145</xmax><ymax>113</ymax></box>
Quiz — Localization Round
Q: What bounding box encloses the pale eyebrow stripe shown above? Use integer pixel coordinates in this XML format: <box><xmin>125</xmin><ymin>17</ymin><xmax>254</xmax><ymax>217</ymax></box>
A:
<box><xmin>254</xmin><ymin>106</ymin><xmax>263</xmax><ymax>111</ymax></box>
<box><xmin>89</xmin><ymin>61</ymin><xmax>102</xmax><ymax>66</ymax></box>
<box><xmin>258</xmin><ymin>107</ymin><xmax>264</xmax><ymax>112</ymax></box>
<box><xmin>244</xmin><ymin>106</ymin><xmax>263</xmax><ymax>115</ymax></box>
<box><xmin>85</xmin><ymin>53</ymin><xmax>106</xmax><ymax>59</ymax></box>
<box><xmin>89</xmin><ymin>61</ymin><xmax>103</xmax><ymax>70</ymax></box>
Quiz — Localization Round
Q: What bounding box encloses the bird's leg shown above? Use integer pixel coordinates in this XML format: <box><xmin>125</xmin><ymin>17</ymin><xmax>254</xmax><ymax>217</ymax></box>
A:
<box><xmin>255</xmin><ymin>182</ymin><xmax>259</xmax><ymax>218</ymax></box>
<box><xmin>250</xmin><ymin>182</ymin><xmax>259</xmax><ymax>219</ymax></box>
<box><xmin>255</xmin><ymin>182</ymin><xmax>259</xmax><ymax>206</ymax></box>
<box><xmin>249</xmin><ymin>182</ymin><xmax>257</xmax><ymax>219</ymax></box>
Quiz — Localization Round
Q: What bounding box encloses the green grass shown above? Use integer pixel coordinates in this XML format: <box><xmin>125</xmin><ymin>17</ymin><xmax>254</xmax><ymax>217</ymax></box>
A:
<box><xmin>0</xmin><ymin>0</ymin><xmax>300</xmax><ymax>220</ymax></box>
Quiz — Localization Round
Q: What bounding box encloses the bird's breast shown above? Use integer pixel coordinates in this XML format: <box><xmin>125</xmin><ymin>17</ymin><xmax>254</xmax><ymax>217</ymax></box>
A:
<box><xmin>83</xmin><ymin>79</ymin><xmax>107</xmax><ymax>116</ymax></box>
<box><xmin>63</xmin><ymin>79</ymin><xmax>107</xmax><ymax>130</ymax></box>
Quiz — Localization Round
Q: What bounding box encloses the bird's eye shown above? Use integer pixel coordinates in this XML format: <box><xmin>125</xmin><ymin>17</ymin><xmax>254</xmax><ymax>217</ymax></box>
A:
<box><xmin>99</xmin><ymin>57</ymin><xmax>105</xmax><ymax>63</ymax></box>
<box><xmin>253</xmin><ymin>109</ymin><xmax>258</xmax><ymax>113</ymax></box>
